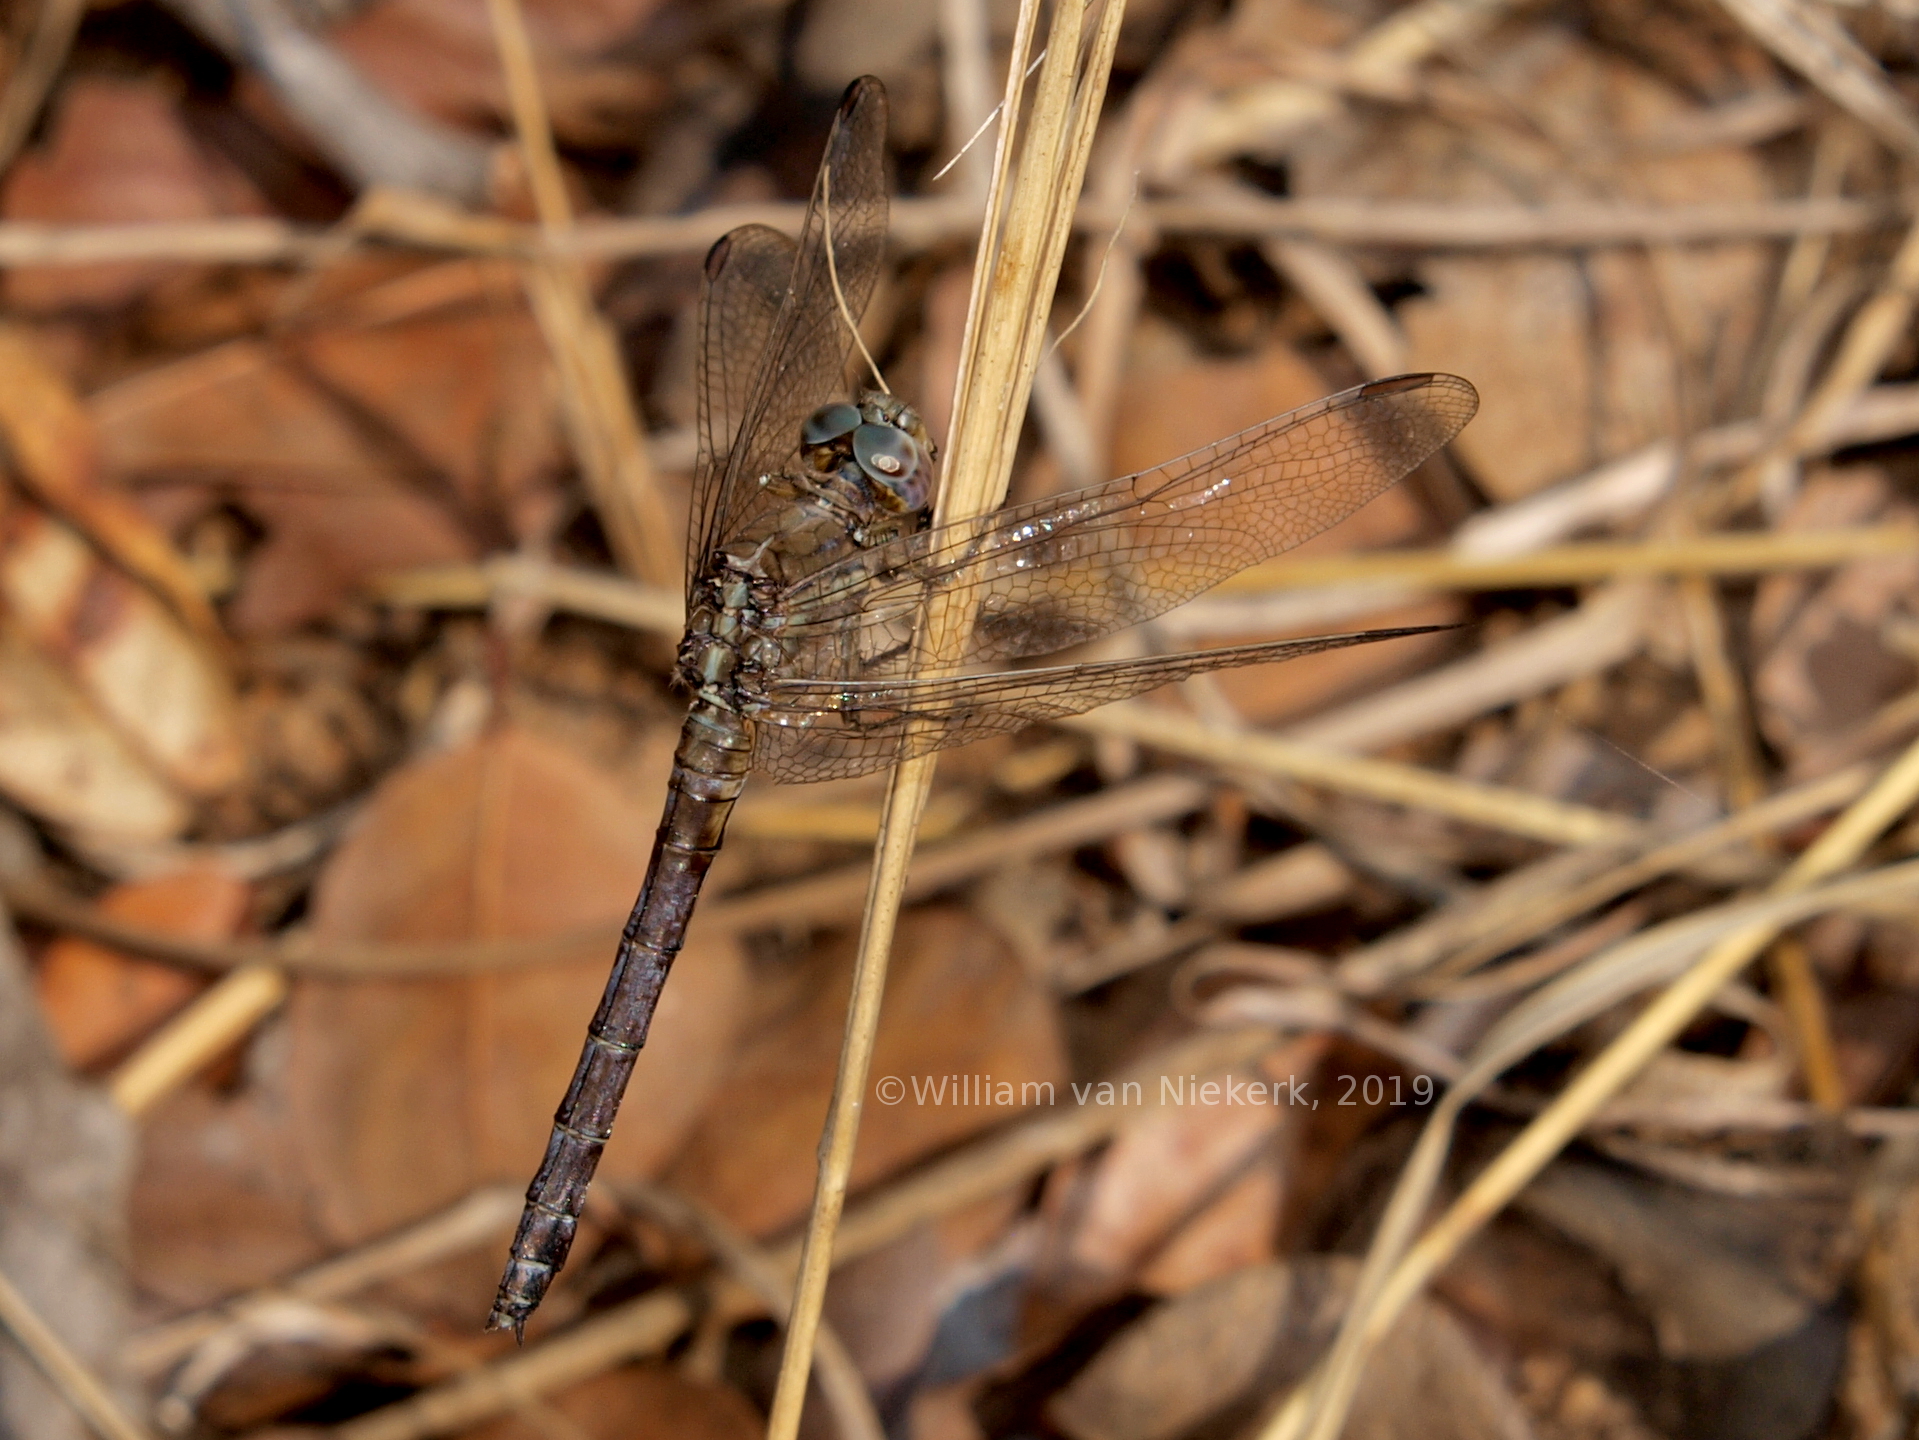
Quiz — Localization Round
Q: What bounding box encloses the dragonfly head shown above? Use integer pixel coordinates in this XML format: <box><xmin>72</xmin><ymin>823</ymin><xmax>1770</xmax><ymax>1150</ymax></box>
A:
<box><xmin>799</xmin><ymin>394</ymin><xmax>937</xmax><ymax>518</ymax></box>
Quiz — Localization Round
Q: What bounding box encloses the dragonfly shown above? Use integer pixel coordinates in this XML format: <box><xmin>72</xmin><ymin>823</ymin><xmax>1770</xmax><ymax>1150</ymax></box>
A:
<box><xmin>488</xmin><ymin>75</ymin><xmax>1477</xmax><ymax>1335</ymax></box>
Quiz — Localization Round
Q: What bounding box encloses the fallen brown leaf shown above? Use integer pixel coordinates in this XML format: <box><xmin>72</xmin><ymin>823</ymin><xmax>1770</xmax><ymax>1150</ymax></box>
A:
<box><xmin>32</xmin><ymin>863</ymin><xmax>247</xmax><ymax>1070</ymax></box>
<box><xmin>0</xmin><ymin>75</ymin><xmax>268</xmax><ymax>311</ymax></box>
<box><xmin>1048</xmin><ymin>1256</ymin><xmax>1534</xmax><ymax>1440</ymax></box>
<box><xmin>90</xmin><ymin>338</ymin><xmax>479</xmax><ymax>634</ymax></box>
<box><xmin>666</xmin><ymin>905</ymin><xmax>1067</xmax><ymax>1237</ymax></box>
<box><xmin>286</xmin><ymin>723</ymin><xmax>746</xmax><ymax>1248</ymax></box>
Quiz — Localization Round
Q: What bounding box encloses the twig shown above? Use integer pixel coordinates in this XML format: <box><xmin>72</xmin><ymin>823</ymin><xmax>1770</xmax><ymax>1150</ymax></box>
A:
<box><xmin>0</xmin><ymin>326</ymin><xmax>225</xmax><ymax>645</ymax></box>
<box><xmin>161</xmin><ymin>0</ymin><xmax>492</xmax><ymax>201</ymax></box>
<box><xmin>0</xmin><ymin>195</ymin><xmax>1891</xmax><ymax>271</ymax></box>
<box><xmin>0</xmin><ymin>1268</ymin><xmax>153</xmax><ymax>1440</ymax></box>
<box><xmin>1263</xmin><ymin>237</ymin><xmax>1409</xmax><ymax>378</ymax></box>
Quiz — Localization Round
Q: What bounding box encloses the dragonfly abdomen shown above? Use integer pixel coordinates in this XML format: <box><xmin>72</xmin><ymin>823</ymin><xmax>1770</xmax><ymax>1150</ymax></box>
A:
<box><xmin>487</xmin><ymin>699</ymin><xmax>752</xmax><ymax>1337</ymax></box>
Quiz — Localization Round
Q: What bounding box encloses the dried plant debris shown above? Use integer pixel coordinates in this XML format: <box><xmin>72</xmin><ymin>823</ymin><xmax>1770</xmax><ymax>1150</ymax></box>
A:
<box><xmin>8</xmin><ymin>1</ymin><xmax>1919</xmax><ymax>1438</ymax></box>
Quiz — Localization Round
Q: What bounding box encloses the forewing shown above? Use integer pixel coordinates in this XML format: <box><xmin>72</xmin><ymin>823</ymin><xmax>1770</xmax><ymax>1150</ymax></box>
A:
<box><xmin>773</xmin><ymin>373</ymin><xmax>1477</xmax><ymax>671</ymax></box>
<box><xmin>686</xmin><ymin>76</ymin><xmax>891</xmax><ymax>604</ymax></box>
<box><xmin>748</xmin><ymin>626</ymin><xmax>1445</xmax><ymax>782</ymax></box>
<box><xmin>689</xmin><ymin>225</ymin><xmax>797</xmax><ymax>602</ymax></box>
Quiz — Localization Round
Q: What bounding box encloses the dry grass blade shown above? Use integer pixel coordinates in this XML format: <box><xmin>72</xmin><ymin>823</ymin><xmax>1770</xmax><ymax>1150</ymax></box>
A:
<box><xmin>1286</xmin><ymin>581</ymin><xmax>1649</xmax><ymax>754</ymax></box>
<box><xmin>0</xmin><ymin>1267</ymin><xmax>153</xmax><ymax>1440</ymax></box>
<box><xmin>1268</xmin><ymin>734</ymin><xmax>1919</xmax><ymax>1440</ymax></box>
<box><xmin>329</xmin><ymin>1292</ymin><xmax>696</xmax><ymax>1440</ymax></box>
<box><xmin>482</xmin><ymin>0</ymin><xmax>678</xmax><ymax>588</ymax></box>
<box><xmin>365</xmin><ymin>525</ymin><xmax>1919</xmax><ymax>648</ymax></box>
<box><xmin>1677</xmin><ymin>572</ymin><xmax>1767</xmax><ymax>809</ymax></box>
<box><xmin>1397</xmin><ymin>761</ymin><xmax>1874</xmax><ymax>990</ymax></box>
<box><xmin>764</xmin><ymin>6</ymin><xmax>1127</xmax><ymax>1434</ymax></box>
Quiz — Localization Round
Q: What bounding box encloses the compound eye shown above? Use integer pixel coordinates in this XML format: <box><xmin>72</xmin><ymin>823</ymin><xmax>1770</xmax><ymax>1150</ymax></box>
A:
<box><xmin>801</xmin><ymin>403</ymin><xmax>861</xmax><ymax>446</ymax></box>
<box><xmin>854</xmin><ymin>423</ymin><xmax>932</xmax><ymax>511</ymax></box>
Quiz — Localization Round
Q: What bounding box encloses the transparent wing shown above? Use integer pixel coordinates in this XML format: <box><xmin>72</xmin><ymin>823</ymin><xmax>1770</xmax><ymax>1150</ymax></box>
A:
<box><xmin>768</xmin><ymin>374</ymin><xmax>1478</xmax><ymax>678</ymax></box>
<box><xmin>686</xmin><ymin>76</ymin><xmax>890</xmax><ymax>606</ymax></box>
<box><xmin>747</xmin><ymin>626</ymin><xmax>1446</xmax><ymax>782</ymax></box>
<box><xmin>689</xmin><ymin>225</ymin><xmax>795</xmax><ymax>602</ymax></box>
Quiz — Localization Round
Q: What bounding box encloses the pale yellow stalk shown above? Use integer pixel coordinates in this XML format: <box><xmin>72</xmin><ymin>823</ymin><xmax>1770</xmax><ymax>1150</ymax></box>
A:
<box><xmin>763</xmin><ymin>3</ymin><xmax>1129</xmax><ymax>1434</ymax></box>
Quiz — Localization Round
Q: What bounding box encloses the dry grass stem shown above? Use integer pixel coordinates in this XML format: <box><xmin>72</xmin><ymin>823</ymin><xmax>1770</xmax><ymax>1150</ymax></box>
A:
<box><xmin>0</xmin><ymin>1266</ymin><xmax>153</xmax><ymax>1440</ymax></box>
<box><xmin>1263</xmin><ymin>238</ymin><xmax>1409</xmax><ymax>378</ymax></box>
<box><xmin>366</xmin><ymin>523</ymin><xmax>1919</xmax><ymax>651</ymax></box>
<box><xmin>1068</xmin><ymin>703</ymin><xmax>1643</xmax><ymax>846</ymax></box>
<box><xmin>1286</xmin><ymin>582</ymin><xmax>1649</xmax><ymax>754</ymax></box>
<box><xmin>104</xmin><ymin>963</ymin><xmax>289</xmax><ymax>1116</ymax></box>
<box><xmin>330</xmin><ymin>1290</ymin><xmax>696</xmax><ymax>1440</ymax></box>
<box><xmin>1404</xmin><ymin>762</ymin><xmax>1875</xmax><ymax>988</ymax></box>
<box><xmin>1765</xmin><ymin>934</ymin><xmax>1846</xmax><ymax>1109</ymax></box>
<box><xmin>1677</xmin><ymin>573</ymin><xmax>1767</xmax><ymax>808</ymax></box>
<box><xmin>1227</xmin><ymin>524</ymin><xmax>1919</xmax><ymax>592</ymax></box>
<box><xmin>483</xmin><ymin>0</ymin><xmax>677</xmax><ymax>587</ymax></box>
<box><xmin>765</xmin><ymin>6</ymin><xmax>1126</xmax><ymax>1433</ymax></box>
<box><xmin>1723</xmin><ymin>215</ymin><xmax>1919</xmax><ymax>513</ymax></box>
<box><xmin>2</xmin><ymin>773</ymin><xmax>1211</xmax><ymax>978</ymax></box>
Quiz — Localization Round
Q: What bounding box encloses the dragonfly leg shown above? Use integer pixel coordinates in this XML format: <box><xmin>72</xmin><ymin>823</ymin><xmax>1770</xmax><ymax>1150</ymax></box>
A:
<box><xmin>488</xmin><ymin>701</ymin><xmax>752</xmax><ymax>1336</ymax></box>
